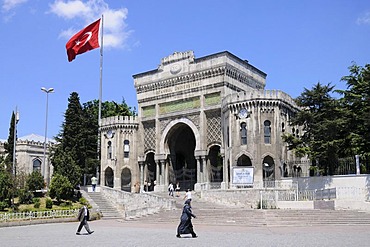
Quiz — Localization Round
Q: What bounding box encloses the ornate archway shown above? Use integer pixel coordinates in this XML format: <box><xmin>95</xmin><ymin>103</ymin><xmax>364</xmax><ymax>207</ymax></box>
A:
<box><xmin>104</xmin><ymin>167</ymin><xmax>114</xmax><ymax>188</ymax></box>
<box><xmin>121</xmin><ymin>167</ymin><xmax>131</xmax><ymax>192</ymax></box>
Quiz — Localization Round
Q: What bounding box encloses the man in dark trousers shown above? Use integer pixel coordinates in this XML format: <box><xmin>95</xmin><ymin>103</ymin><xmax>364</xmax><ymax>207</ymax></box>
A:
<box><xmin>176</xmin><ymin>199</ymin><xmax>197</xmax><ymax>238</ymax></box>
<box><xmin>76</xmin><ymin>205</ymin><xmax>94</xmax><ymax>235</ymax></box>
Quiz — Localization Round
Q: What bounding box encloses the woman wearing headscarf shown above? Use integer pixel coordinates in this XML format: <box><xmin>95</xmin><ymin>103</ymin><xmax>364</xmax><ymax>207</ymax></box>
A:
<box><xmin>176</xmin><ymin>199</ymin><xmax>197</xmax><ymax>238</ymax></box>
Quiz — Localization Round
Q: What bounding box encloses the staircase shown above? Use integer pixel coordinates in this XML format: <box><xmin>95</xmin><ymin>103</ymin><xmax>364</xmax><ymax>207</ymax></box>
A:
<box><xmin>87</xmin><ymin>192</ymin><xmax>123</xmax><ymax>220</ymax></box>
<box><xmin>125</xmin><ymin>193</ymin><xmax>370</xmax><ymax>227</ymax></box>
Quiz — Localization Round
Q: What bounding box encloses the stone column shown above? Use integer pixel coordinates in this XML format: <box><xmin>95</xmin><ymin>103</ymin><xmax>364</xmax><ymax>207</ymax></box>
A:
<box><xmin>160</xmin><ymin>159</ymin><xmax>165</xmax><ymax>186</ymax></box>
<box><xmin>139</xmin><ymin>161</ymin><xmax>144</xmax><ymax>193</ymax></box>
<box><xmin>156</xmin><ymin>160</ymin><xmax>160</xmax><ymax>187</ymax></box>
<box><xmin>201</xmin><ymin>156</ymin><xmax>208</xmax><ymax>183</ymax></box>
<box><xmin>196</xmin><ymin>156</ymin><xmax>201</xmax><ymax>183</ymax></box>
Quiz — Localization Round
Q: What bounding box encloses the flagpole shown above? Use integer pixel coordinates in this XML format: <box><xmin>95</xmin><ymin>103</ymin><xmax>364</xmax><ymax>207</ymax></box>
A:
<box><xmin>97</xmin><ymin>14</ymin><xmax>103</xmax><ymax>185</ymax></box>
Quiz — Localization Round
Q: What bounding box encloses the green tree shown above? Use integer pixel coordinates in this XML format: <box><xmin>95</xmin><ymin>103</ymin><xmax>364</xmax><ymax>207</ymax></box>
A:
<box><xmin>48</xmin><ymin>174</ymin><xmax>74</xmax><ymax>202</ymax></box>
<box><xmin>336</xmin><ymin>63</ymin><xmax>370</xmax><ymax>159</ymax></box>
<box><xmin>51</xmin><ymin>92</ymin><xmax>84</xmax><ymax>187</ymax></box>
<box><xmin>284</xmin><ymin>82</ymin><xmax>344</xmax><ymax>175</ymax></box>
<box><xmin>0</xmin><ymin>162</ymin><xmax>12</xmax><ymax>207</ymax></box>
<box><xmin>26</xmin><ymin>171</ymin><xmax>45</xmax><ymax>191</ymax></box>
<box><xmin>4</xmin><ymin>111</ymin><xmax>17</xmax><ymax>172</ymax></box>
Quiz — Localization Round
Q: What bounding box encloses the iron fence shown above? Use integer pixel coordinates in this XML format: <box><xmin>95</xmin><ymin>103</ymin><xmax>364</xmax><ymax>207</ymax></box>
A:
<box><xmin>0</xmin><ymin>209</ymin><xmax>78</xmax><ymax>222</ymax></box>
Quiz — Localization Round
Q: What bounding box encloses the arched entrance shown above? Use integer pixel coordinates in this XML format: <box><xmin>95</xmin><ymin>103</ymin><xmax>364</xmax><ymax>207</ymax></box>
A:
<box><xmin>237</xmin><ymin>154</ymin><xmax>252</xmax><ymax>166</ymax></box>
<box><xmin>104</xmin><ymin>167</ymin><xmax>114</xmax><ymax>188</ymax></box>
<box><xmin>121</xmin><ymin>168</ymin><xmax>131</xmax><ymax>192</ymax></box>
<box><xmin>263</xmin><ymin>155</ymin><xmax>275</xmax><ymax>187</ymax></box>
<box><xmin>167</xmin><ymin>123</ymin><xmax>197</xmax><ymax>190</ymax></box>
<box><xmin>208</xmin><ymin>145</ymin><xmax>223</xmax><ymax>183</ymax></box>
<box><xmin>145</xmin><ymin>152</ymin><xmax>156</xmax><ymax>191</ymax></box>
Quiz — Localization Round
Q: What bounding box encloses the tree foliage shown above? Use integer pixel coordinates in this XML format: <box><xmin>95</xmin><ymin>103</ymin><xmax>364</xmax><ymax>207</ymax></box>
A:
<box><xmin>0</xmin><ymin>162</ymin><xmax>12</xmax><ymax>207</ymax></box>
<box><xmin>336</xmin><ymin>63</ymin><xmax>370</xmax><ymax>158</ymax></box>
<box><xmin>284</xmin><ymin>83</ymin><xmax>345</xmax><ymax>175</ymax></box>
<box><xmin>284</xmin><ymin>63</ymin><xmax>370</xmax><ymax>175</ymax></box>
<box><xmin>48</xmin><ymin>174</ymin><xmax>74</xmax><ymax>202</ymax></box>
<box><xmin>4</xmin><ymin>111</ymin><xmax>16</xmax><ymax>171</ymax></box>
<box><xmin>26</xmin><ymin>171</ymin><xmax>45</xmax><ymax>191</ymax></box>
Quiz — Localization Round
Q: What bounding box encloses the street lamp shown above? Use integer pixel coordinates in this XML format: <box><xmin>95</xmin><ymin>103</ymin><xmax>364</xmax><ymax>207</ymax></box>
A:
<box><xmin>41</xmin><ymin>87</ymin><xmax>54</xmax><ymax>186</ymax></box>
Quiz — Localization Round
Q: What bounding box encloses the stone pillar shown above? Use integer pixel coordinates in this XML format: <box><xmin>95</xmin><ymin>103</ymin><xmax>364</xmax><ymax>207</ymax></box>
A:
<box><xmin>196</xmin><ymin>156</ymin><xmax>201</xmax><ymax>183</ymax></box>
<box><xmin>164</xmin><ymin>159</ymin><xmax>169</xmax><ymax>185</ymax></box>
<box><xmin>156</xmin><ymin>160</ymin><xmax>160</xmax><ymax>187</ymax></box>
<box><xmin>160</xmin><ymin>159</ymin><xmax>165</xmax><ymax>186</ymax></box>
<box><xmin>139</xmin><ymin>161</ymin><xmax>144</xmax><ymax>193</ymax></box>
<box><xmin>202</xmin><ymin>156</ymin><xmax>208</xmax><ymax>183</ymax></box>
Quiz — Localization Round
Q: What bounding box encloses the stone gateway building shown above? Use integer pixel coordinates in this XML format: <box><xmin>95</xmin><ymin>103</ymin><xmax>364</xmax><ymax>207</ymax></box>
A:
<box><xmin>100</xmin><ymin>51</ymin><xmax>302</xmax><ymax>193</ymax></box>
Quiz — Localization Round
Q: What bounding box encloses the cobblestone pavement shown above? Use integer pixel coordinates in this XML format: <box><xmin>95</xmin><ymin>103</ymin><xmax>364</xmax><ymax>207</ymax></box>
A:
<box><xmin>1</xmin><ymin>219</ymin><xmax>370</xmax><ymax>247</ymax></box>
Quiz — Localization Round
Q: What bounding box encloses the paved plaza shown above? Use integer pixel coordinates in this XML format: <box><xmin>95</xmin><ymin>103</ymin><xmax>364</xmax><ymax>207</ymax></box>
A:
<box><xmin>1</xmin><ymin>219</ymin><xmax>370</xmax><ymax>247</ymax></box>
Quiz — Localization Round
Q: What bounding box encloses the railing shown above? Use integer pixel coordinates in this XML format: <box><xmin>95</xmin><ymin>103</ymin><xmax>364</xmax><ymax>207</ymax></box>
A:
<box><xmin>0</xmin><ymin>209</ymin><xmax>78</xmax><ymax>222</ymax></box>
<box><xmin>315</xmin><ymin>188</ymin><xmax>336</xmax><ymax>200</ymax></box>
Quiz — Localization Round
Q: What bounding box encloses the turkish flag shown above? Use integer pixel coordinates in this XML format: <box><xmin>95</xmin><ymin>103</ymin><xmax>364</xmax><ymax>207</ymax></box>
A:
<box><xmin>66</xmin><ymin>19</ymin><xmax>101</xmax><ymax>62</ymax></box>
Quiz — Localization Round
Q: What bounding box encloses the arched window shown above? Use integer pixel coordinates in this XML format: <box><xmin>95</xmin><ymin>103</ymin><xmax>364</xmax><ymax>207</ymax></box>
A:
<box><xmin>240</xmin><ymin>122</ymin><xmax>247</xmax><ymax>145</ymax></box>
<box><xmin>264</xmin><ymin>120</ymin><xmax>271</xmax><ymax>144</ymax></box>
<box><xmin>107</xmin><ymin>141</ymin><xmax>112</xmax><ymax>159</ymax></box>
<box><xmin>33</xmin><ymin>159</ymin><xmax>41</xmax><ymax>172</ymax></box>
<box><xmin>124</xmin><ymin>140</ymin><xmax>130</xmax><ymax>158</ymax></box>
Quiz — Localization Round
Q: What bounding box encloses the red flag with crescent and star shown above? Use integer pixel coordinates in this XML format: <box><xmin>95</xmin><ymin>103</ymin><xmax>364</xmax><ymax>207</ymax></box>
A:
<box><xmin>66</xmin><ymin>19</ymin><xmax>101</xmax><ymax>62</ymax></box>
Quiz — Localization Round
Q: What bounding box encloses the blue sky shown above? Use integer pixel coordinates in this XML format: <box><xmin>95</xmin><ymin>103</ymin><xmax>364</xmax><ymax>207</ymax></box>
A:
<box><xmin>1</xmin><ymin>0</ymin><xmax>369</xmax><ymax>140</ymax></box>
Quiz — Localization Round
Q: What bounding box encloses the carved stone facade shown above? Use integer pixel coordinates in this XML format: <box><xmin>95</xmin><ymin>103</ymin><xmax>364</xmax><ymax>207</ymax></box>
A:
<box><xmin>100</xmin><ymin>51</ymin><xmax>302</xmax><ymax>192</ymax></box>
<box><xmin>0</xmin><ymin>134</ymin><xmax>54</xmax><ymax>185</ymax></box>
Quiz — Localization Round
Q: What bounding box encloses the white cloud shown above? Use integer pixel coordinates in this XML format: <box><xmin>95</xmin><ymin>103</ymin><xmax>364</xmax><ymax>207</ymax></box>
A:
<box><xmin>357</xmin><ymin>11</ymin><xmax>370</xmax><ymax>25</ymax></box>
<box><xmin>49</xmin><ymin>0</ymin><xmax>130</xmax><ymax>49</ymax></box>
<box><xmin>2</xmin><ymin>0</ymin><xmax>28</xmax><ymax>12</ymax></box>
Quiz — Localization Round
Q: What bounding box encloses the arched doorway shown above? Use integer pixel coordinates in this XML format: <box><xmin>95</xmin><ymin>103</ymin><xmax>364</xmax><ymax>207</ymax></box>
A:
<box><xmin>104</xmin><ymin>167</ymin><xmax>114</xmax><ymax>188</ymax></box>
<box><xmin>237</xmin><ymin>154</ymin><xmax>252</xmax><ymax>166</ymax></box>
<box><xmin>121</xmin><ymin>168</ymin><xmax>131</xmax><ymax>192</ymax></box>
<box><xmin>262</xmin><ymin>156</ymin><xmax>275</xmax><ymax>187</ymax></box>
<box><xmin>167</xmin><ymin>123</ymin><xmax>196</xmax><ymax>190</ymax></box>
<box><xmin>145</xmin><ymin>152</ymin><xmax>156</xmax><ymax>191</ymax></box>
<box><xmin>208</xmin><ymin>145</ymin><xmax>223</xmax><ymax>183</ymax></box>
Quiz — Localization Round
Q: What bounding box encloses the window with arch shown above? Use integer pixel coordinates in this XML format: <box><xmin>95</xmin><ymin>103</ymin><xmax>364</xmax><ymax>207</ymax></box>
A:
<box><xmin>264</xmin><ymin>120</ymin><xmax>271</xmax><ymax>144</ymax></box>
<box><xmin>33</xmin><ymin>159</ymin><xmax>41</xmax><ymax>172</ymax></box>
<box><xmin>124</xmin><ymin>140</ymin><xmax>130</xmax><ymax>158</ymax></box>
<box><xmin>107</xmin><ymin>141</ymin><xmax>112</xmax><ymax>159</ymax></box>
<box><xmin>240</xmin><ymin>122</ymin><xmax>247</xmax><ymax>145</ymax></box>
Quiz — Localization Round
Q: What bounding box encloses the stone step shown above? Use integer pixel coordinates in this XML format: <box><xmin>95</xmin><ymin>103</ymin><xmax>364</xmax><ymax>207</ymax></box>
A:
<box><xmin>127</xmin><ymin>194</ymin><xmax>370</xmax><ymax>226</ymax></box>
<box><xmin>87</xmin><ymin>192</ymin><xmax>123</xmax><ymax>220</ymax></box>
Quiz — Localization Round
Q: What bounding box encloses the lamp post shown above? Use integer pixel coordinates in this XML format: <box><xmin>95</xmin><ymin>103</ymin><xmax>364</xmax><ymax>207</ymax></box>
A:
<box><xmin>41</xmin><ymin>87</ymin><xmax>54</xmax><ymax>186</ymax></box>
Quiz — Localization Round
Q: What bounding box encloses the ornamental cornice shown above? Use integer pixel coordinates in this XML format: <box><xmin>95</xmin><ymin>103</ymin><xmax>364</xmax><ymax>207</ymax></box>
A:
<box><xmin>227</xmin><ymin>99</ymin><xmax>298</xmax><ymax>116</ymax></box>
<box><xmin>224</xmin><ymin>65</ymin><xmax>264</xmax><ymax>89</ymax></box>
<box><xmin>136</xmin><ymin>66</ymin><xmax>226</xmax><ymax>94</ymax></box>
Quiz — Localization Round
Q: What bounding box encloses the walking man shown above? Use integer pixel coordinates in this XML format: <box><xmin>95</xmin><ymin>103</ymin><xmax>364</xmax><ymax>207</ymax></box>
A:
<box><xmin>168</xmin><ymin>182</ymin><xmax>174</xmax><ymax>197</ymax></box>
<box><xmin>76</xmin><ymin>205</ymin><xmax>94</xmax><ymax>235</ymax></box>
<box><xmin>91</xmin><ymin>176</ymin><xmax>97</xmax><ymax>192</ymax></box>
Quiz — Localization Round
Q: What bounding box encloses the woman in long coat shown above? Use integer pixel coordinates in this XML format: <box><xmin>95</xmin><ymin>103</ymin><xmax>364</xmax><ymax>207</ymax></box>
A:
<box><xmin>176</xmin><ymin>199</ymin><xmax>197</xmax><ymax>238</ymax></box>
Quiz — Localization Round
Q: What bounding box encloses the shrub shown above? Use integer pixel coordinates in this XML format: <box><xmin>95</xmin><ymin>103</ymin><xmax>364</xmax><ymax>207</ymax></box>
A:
<box><xmin>18</xmin><ymin>188</ymin><xmax>33</xmax><ymax>204</ymax></box>
<box><xmin>79</xmin><ymin>197</ymin><xmax>88</xmax><ymax>205</ymax></box>
<box><xmin>48</xmin><ymin>174</ymin><xmax>74</xmax><ymax>202</ymax></box>
<box><xmin>0</xmin><ymin>201</ymin><xmax>8</xmax><ymax>211</ymax></box>
<box><xmin>33</xmin><ymin>201</ymin><xmax>40</xmax><ymax>208</ymax></box>
<box><xmin>26</xmin><ymin>171</ymin><xmax>45</xmax><ymax>191</ymax></box>
<box><xmin>45</xmin><ymin>198</ymin><xmax>53</xmax><ymax>209</ymax></box>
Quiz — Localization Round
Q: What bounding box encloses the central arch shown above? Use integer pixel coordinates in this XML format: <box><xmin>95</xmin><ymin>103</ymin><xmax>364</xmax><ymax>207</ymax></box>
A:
<box><xmin>162</xmin><ymin>121</ymin><xmax>198</xmax><ymax>190</ymax></box>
